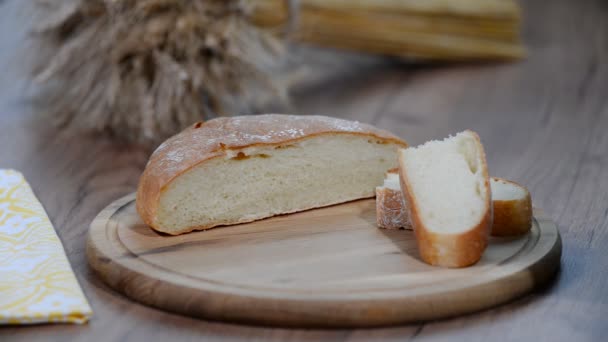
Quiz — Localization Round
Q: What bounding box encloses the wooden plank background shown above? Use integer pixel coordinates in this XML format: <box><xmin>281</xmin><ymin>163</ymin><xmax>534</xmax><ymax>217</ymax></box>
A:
<box><xmin>1</xmin><ymin>0</ymin><xmax>607</xmax><ymax>340</ymax></box>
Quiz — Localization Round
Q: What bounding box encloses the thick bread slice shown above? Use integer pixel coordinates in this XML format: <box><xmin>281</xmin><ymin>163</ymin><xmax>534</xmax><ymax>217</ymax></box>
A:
<box><xmin>376</xmin><ymin>173</ymin><xmax>532</xmax><ymax>236</ymax></box>
<box><xmin>398</xmin><ymin>130</ymin><xmax>491</xmax><ymax>268</ymax></box>
<box><xmin>137</xmin><ymin>114</ymin><xmax>407</xmax><ymax>235</ymax></box>
<box><xmin>491</xmin><ymin>177</ymin><xmax>532</xmax><ymax>236</ymax></box>
<box><xmin>375</xmin><ymin>168</ymin><xmax>411</xmax><ymax>229</ymax></box>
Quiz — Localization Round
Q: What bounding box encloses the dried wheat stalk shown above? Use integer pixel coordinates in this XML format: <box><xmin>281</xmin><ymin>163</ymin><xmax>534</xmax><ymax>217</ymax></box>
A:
<box><xmin>251</xmin><ymin>0</ymin><xmax>524</xmax><ymax>60</ymax></box>
<box><xmin>32</xmin><ymin>0</ymin><xmax>524</xmax><ymax>146</ymax></box>
<box><xmin>33</xmin><ymin>0</ymin><xmax>285</xmax><ymax>146</ymax></box>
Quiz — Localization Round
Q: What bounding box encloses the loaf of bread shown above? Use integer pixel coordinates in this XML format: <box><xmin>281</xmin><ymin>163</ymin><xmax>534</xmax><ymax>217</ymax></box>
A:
<box><xmin>137</xmin><ymin>114</ymin><xmax>408</xmax><ymax>235</ymax></box>
<box><xmin>377</xmin><ymin>172</ymin><xmax>532</xmax><ymax>236</ymax></box>
<box><xmin>398</xmin><ymin>130</ymin><xmax>491</xmax><ymax>268</ymax></box>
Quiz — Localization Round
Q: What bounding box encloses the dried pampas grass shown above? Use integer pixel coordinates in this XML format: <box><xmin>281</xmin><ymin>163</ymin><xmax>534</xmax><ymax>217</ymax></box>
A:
<box><xmin>32</xmin><ymin>0</ymin><xmax>285</xmax><ymax>146</ymax></box>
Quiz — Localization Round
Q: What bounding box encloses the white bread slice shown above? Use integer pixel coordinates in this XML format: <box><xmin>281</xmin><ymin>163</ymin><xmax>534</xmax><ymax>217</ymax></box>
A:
<box><xmin>137</xmin><ymin>114</ymin><xmax>407</xmax><ymax>235</ymax></box>
<box><xmin>398</xmin><ymin>130</ymin><xmax>491</xmax><ymax>268</ymax></box>
<box><xmin>375</xmin><ymin>168</ymin><xmax>411</xmax><ymax>229</ymax></box>
<box><xmin>491</xmin><ymin>177</ymin><xmax>532</xmax><ymax>236</ymax></box>
<box><xmin>376</xmin><ymin>173</ymin><xmax>532</xmax><ymax>236</ymax></box>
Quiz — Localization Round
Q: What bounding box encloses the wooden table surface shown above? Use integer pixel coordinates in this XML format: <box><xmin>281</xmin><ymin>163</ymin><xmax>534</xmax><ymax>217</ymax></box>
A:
<box><xmin>1</xmin><ymin>0</ymin><xmax>607</xmax><ymax>341</ymax></box>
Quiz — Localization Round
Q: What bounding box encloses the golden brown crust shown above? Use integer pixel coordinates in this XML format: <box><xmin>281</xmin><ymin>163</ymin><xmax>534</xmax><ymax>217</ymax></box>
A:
<box><xmin>491</xmin><ymin>178</ymin><xmax>532</xmax><ymax>236</ymax></box>
<box><xmin>137</xmin><ymin>114</ymin><xmax>407</xmax><ymax>232</ymax></box>
<box><xmin>376</xmin><ymin>168</ymin><xmax>411</xmax><ymax>229</ymax></box>
<box><xmin>376</xmin><ymin>186</ymin><xmax>412</xmax><ymax>230</ymax></box>
<box><xmin>398</xmin><ymin>130</ymin><xmax>491</xmax><ymax>268</ymax></box>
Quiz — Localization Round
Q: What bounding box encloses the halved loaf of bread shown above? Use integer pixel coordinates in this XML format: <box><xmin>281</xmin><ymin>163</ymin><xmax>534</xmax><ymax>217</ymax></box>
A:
<box><xmin>137</xmin><ymin>114</ymin><xmax>408</xmax><ymax>235</ymax></box>
<box><xmin>377</xmin><ymin>172</ymin><xmax>532</xmax><ymax>236</ymax></box>
<box><xmin>491</xmin><ymin>177</ymin><xmax>532</xmax><ymax>236</ymax></box>
<box><xmin>398</xmin><ymin>130</ymin><xmax>491</xmax><ymax>267</ymax></box>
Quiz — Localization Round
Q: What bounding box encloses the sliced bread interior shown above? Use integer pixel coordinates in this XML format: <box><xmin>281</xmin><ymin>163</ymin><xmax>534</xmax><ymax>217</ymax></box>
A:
<box><xmin>157</xmin><ymin>136</ymin><xmax>402</xmax><ymax>233</ymax></box>
<box><xmin>491</xmin><ymin>177</ymin><xmax>532</xmax><ymax>236</ymax></box>
<box><xmin>398</xmin><ymin>130</ymin><xmax>491</xmax><ymax>267</ymax></box>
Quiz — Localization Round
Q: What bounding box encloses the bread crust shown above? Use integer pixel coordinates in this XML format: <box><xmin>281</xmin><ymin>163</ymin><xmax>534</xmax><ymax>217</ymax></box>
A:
<box><xmin>376</xmin><ymin>187</ymin><xmax>412</xmax><ymax>230</ymax></box>
<box><xmin>137</xmin><ymin>114</ymin><xmax>407</xmax><ymax>233</ymax></box>
<box><xmin>491</xmin><ymin>178</ymin><xmax>532</xmax><ymax>236</ymax></box>
<box><xmin>376</xmin><ymin>169</ymin><xmax>412</xmax><ymax>229</ymax></box>
<box><xmin>398</xmin><ymin>130</ymin><xmax>491</xmax><ymax>268</ymax></box>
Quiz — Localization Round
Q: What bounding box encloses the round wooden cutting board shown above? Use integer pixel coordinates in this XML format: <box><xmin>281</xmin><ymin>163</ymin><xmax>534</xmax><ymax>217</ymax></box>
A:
<box><xmin>87</xmin><ymin>194</ymin><xmax>561</xmax><ymax>328</ymax></box>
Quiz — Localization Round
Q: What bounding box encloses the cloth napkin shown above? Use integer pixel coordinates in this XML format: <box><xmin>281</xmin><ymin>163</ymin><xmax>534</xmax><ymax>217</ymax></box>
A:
<box><xmin>0</xmin><ymin>169</ymin><xmax>92</xmax><ymax>324</ymax></box>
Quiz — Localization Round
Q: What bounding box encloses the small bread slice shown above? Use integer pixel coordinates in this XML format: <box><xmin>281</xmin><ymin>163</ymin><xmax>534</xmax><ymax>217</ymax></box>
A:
<box><xmin>376</xmin><ymin>168</ymin><xmax>411</xmax><ymax>229</ymax></box>
<box><xmin>398</xmin><ymin>130</ymin><xmax>491</xmax><ymax>268</ymax></box>
<box><xmin>491</xmin><ymin>177</ymin><xmax>532</xmax><ymax>236</ymax></box>
<box><xmin>376</xmin><ymin>173</ymin><xmax>532</xmax><ymax>236</ymax></box>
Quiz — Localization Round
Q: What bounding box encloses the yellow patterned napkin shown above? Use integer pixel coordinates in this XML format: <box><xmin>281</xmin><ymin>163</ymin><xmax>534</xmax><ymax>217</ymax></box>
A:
<box><xmin>0</xmin><ymin>169</ymin><xmax>92</xmax><ymax>324</ymax></box>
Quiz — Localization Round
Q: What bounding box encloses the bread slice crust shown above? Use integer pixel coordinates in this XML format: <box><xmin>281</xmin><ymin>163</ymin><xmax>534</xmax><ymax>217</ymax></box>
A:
<box><xmin>398</xmin><ymin>131</ymin><xmax>491</xmax><ymax>268</ymax></box>
<box><xmin>491</xmin><ymin>177</ymin><xmax>532</xmax><ymax>236</ymax></box>
<box><xmin>376</xmin><ymin>168</ymin><xmax>411</xmax><ymax>229</ymax></box>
